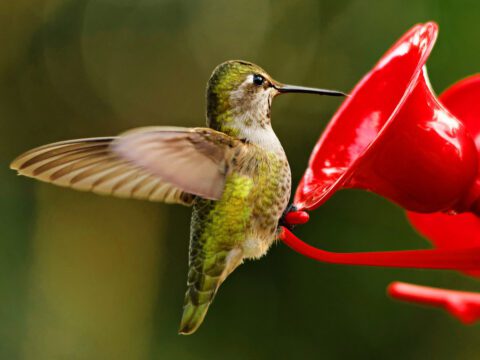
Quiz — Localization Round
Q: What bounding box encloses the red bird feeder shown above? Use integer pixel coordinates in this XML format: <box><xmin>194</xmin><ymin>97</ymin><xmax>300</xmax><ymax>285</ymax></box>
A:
<box><xmin>294</xmin><ymin>22</ymin><xmax>479</xmax><ymax>214</ymax></box>
<box><xmin>391</xmin><ymin>75</ymin><xmax>480</xmax><ymax>323</ymax></box>
<box><xmin>281</xmin><ymin>22</ymin><xmax>480</xmax><ymax>271</ymax></box>
<box><xmin>280</xmin><ymin>22</ymin><xmax>480</xmax><ymax>323</ymax></box>
<box><xmin>407</xmin><ymin>74</ymin><xmax>480</xmax><ymax>277</ymax></box>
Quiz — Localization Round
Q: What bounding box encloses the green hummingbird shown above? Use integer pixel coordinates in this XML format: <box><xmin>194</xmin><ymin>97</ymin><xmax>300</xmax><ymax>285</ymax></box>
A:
<box><xmin>10</xmin><ymin>60</ymin><xmax>345</xmax><ymax>335</ymax></box>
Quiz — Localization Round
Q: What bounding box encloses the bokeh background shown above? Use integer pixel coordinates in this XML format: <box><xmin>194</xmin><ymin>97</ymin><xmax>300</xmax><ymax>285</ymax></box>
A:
<box><xmin>1</xmin><ymin>0</ymin><xmax>480</xmax><ymax>359</ymax></box>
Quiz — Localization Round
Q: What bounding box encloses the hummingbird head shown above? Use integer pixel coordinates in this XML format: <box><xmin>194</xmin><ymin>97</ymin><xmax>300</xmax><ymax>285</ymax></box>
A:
<box><xmin>206</xmin><ymin>60</ymin><xmax>345</xmax><ymax>138</ymax></box>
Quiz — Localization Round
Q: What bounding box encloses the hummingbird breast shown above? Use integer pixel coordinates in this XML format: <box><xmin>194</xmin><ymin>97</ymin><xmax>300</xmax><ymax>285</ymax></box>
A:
<box><xmin>242</xmin><ymin>148</ymin><xmax>291</xmax><ymax>258</ymax></box>
<box><xmin>191</xmin><ymin>146</ymin><xmax>291</xmax><ymax>261</ymax></box>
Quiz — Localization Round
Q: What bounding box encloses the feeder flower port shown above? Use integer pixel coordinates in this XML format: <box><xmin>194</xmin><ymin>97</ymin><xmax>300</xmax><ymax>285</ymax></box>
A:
<box><xmin>281</xmin><ymin>22</ymin><xmax>480</xmax><ymax>324</ymax></box>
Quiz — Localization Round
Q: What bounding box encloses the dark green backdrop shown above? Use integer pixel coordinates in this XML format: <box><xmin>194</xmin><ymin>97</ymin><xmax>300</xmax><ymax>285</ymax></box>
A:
<box><xmin>1</xmin><ymin>0</ymin><xmax>479</xmax><ymax>359</ymax></box>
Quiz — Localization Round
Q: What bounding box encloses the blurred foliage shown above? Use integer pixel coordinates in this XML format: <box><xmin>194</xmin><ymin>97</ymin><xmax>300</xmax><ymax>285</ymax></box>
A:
<box><xmin>1</xmin><ymin>0</ymin><xmax>480</xmax><ymax>359</ymax></box>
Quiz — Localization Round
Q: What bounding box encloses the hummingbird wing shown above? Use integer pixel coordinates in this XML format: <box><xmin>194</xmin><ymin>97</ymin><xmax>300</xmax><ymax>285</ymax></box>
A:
<box><xmin>11</xmin><ymin>127</ymin><xmax>244</xmax><ymax>204</ymax></box>
<box><xmin>112</xmin><ymin>126</ymin><xmax>245</xmax><ymax>200</ymax></box>
<box><xmin>10</xmin><ymin>136</ymin><xmax>194</xmax><ymax>205</ymax></box>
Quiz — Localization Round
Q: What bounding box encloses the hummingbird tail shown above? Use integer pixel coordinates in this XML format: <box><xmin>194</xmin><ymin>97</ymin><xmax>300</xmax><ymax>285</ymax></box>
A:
<box><xmin>178</xmin><ymin>248</ymin><xmax>243</xmax><ymax>335</ymax></box>
<box><xmin>178</xmin><ymin>301</ymin><xmax>211</xmax><ymax>335</ymax></box>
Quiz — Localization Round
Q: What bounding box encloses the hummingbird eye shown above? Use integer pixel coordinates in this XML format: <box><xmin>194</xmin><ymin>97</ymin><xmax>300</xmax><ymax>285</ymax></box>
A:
<box><xmin>252</xmin><ymin>74</ymin><xmax>265</xmax><ymax>86</ymax></box>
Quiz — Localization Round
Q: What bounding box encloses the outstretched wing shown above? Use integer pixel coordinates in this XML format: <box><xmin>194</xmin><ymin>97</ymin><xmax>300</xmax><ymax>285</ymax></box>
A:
<box><xmin>10</xmin><ymin>127</ymin><xmax>245</xmax><ymax>205</ymax></box>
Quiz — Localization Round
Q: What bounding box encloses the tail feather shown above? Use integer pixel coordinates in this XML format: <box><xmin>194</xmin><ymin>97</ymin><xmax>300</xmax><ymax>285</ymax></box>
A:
<box><xmin>179</xmin><ymin>302</ymin><xmax>211</xmax><ymax>335</ymax></box>
<box><xmin>178</xmin><ymin>248</ymin><xmax>243</xmax><ymax>335</ymax></box>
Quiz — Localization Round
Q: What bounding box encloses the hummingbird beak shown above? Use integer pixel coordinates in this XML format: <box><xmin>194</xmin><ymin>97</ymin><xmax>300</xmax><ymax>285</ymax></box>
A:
<box><xmin>273</xmin><ymin>83</ymin><xmax>347</xmax><ymax>97</ymax></box>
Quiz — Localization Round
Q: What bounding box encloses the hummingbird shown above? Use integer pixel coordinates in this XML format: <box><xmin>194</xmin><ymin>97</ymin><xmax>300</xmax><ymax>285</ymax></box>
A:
<box><xmin>10</xmin><ymin>60</ymin><xmax>345</xmax><ymax>335</ymax></box>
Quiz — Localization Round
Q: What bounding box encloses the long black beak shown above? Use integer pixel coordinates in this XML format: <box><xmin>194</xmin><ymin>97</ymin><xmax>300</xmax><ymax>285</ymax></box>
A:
<box><xmin>274</xmin><ymin>83</ymin><xmax>347</xmax><ymax>97</ymax></box>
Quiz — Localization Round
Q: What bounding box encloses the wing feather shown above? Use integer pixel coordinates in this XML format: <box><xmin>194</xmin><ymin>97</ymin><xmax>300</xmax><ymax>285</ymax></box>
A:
<box><xmin>10</xmin><ymin>138</ymin><xmax>194</xmax><ymax>205</ymax></box>
<box><xmin>11</xmin><ymin>126</ymin><xmax>246</xmax><ymax>204</ymax></box>
<box><xmin>113</xmin><ymin>127</ymin><xmax>244</xmax><ymax>200</ymax></box>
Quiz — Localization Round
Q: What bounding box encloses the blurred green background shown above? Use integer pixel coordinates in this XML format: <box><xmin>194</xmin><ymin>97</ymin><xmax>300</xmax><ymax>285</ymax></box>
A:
<box><xmin>2</xmin><ymin>0</ymin><xmax>480</xmax><ymax>359</ymax></box>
